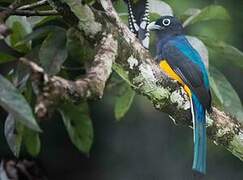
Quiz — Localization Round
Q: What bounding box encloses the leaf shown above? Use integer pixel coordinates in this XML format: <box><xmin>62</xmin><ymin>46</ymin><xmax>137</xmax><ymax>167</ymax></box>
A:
<box><xmin>63</xmin><ymin>0</ymin><xmax>93</xmax><ymax>20</ymax></box>
<box><xmin>39</xmin><ymin>30</ymin><xmax>68</xmax><ymax>75</ymax></box>
<box><xmin>17</xmin><ymin>26</ymin><xmax>65</xmax><ymax>46</ymax></box>
<box><xmin>33</xmin><ymin>16</ymin><xmax>63</xmax><ymax>28</ymax></box>
<box><xmin>179</xmin><ymin>8</ymin><xmax>201</xmax><ymax>22</ymax></box>
<box><xmin>6</xmin><ymin>16</ymin><xmax>32</xmax><ymax>52</ymax></box>
<box><xmin>63</xmin><ymin>0</ymin><xmax>101</xmax><ymax>37</ymax></box>
<box><xmin>183</xmin><ymin>5</ymin><xmax>231</xmax><ymax>27</ymax></box>
<box><xmin>0</xmin><ymin>74</ymin><xmax>41</xmax><ymax>131</ymax></box>
<box><xmin>112</xmin><ymin>63</ymin><xmax>136</xmax><ymax>88</ymax></box>
<box><xmin>0</xmin><ymin>52</ymin><xmax>15</xmax><ymax>64</ymax></box>
<box><xmin>209</xmin><ymin>75</ymin><xmax>223</xmax><ymax>104</ymax></box>
<box><xmin>115</xmin><ymin>83</ymin><xmax>135</xmax><ymax>121</ymax></box>
<box><xmin>4</xmin><ymin>114</ymin><xmax>24</xmax><ymax>157</ymax></box>
<box><xmin>150</xmin><ymin>13</ymin><xmax>161</xmax><ymax>22</ymax></box>
<box><xmin>82</xmin><ymin>0</ymin><xmax>95</xmax><ymax>5</ymax></box>
<box><xmin>59</xmin><ymin>102</ymin><xmax>93</xmax><ymax>154</ymax></box>
<box><xmin>27</xmin><ymin>16</ymin><xmax>61</xmax><ymax>28</ymax></box>
<box><xmin>209</xmin><ymin>67</ymin><xmax>243</xmax><ymax>122</ymax></box>
<box><xmin>199</xmin><ymin>36</ymin><xmax>243</xmax><ymax>69</ymax></box>
<box><xmin>148</xmin><ymin>0</ymin><xmax>173</xmax><ymax>16</ymax></box>
<box><xmin>66</xmin><ymin>28</ymin><xmax>95</xmax><ymax>63</ymax></box>
<box><xmin>13</xmin><ymin>66</ymin><xmax>30</xmax><ymax>92</ymax></box>
<box><xmin>23</xmin><ymin>128</ymin><xmax>41</xmax><ymax>156</ymax></box>
<box><xmin>0</xmin><ymin>39</ymin><xmax>23</xmax><ymax>58</ymax></box>
<box><xmin>114</xmin><ymin>0</ymin><xmax>127</xmax><ymax>13</ymax></box>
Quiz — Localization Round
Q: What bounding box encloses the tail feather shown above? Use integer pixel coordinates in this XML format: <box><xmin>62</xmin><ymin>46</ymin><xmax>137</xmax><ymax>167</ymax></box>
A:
<box><xmin>191</xmin><ymin>93</ymin><xmax>207</xmax><ymax>174</ymax></box>
<box><xmin>126</xmin><ymin>0</ymin><xmax>150</xmax><ymax>49</ymax></box>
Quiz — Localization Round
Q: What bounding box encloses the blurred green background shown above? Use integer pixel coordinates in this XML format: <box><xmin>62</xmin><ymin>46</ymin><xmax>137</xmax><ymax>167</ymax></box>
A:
<box><xmin>1</xmin><ymin>0</ymin><xmax>243</xmax><ymax>179</ymax></box>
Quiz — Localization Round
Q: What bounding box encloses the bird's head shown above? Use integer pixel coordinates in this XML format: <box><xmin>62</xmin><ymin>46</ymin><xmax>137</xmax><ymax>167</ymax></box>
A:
<box><xmin>147</xmin><ymin>16</ymin><xmax>184</xmax><ymax>39</ymax></box>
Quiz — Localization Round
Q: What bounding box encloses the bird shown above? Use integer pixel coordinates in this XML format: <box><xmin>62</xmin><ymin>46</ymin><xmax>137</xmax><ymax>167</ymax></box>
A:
<box><xmin>125</xmin><ymin>0</ymin><xmax>150</xmax><ymax>49</ymax></box>
<box><xmin>147</xmin><ymin>16</ymin><xmax>212</xmax><ymax>174</ymax></box>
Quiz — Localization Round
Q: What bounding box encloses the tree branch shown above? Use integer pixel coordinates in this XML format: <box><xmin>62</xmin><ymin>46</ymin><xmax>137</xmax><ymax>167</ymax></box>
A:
<box><xmin>0</xmin><ymin>0</ymin><xmax>24</xmax><ymax>37</ymax></box>
<box><xmin>33</xmin><ymin>0</ymin><xmax>243</xmax><ymax>162</ymax></box>
<box><xmin>100</xmin><ymin>0</ymin><xmax>243</xmax><ymax>162</ymax></box>
<box><xmin>20</xmin><ymin>33</ymin><xmax>117</xmax><ymax>118</ymax></box>
<box><xmin>0</xmin><ymin>7</ymin><xmax>59</xmax><ymax>16</ymax></box>
<box><xmin>18</xmin><ymin>0</ymin><xmax>48</xmax><ymax>10</ymax></box>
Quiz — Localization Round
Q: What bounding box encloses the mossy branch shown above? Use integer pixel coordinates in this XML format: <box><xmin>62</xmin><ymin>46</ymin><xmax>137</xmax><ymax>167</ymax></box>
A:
<box><xmin>27</xmin><ymin>0</ymin><xmax>242</xmax><ymax>162</ymax></box>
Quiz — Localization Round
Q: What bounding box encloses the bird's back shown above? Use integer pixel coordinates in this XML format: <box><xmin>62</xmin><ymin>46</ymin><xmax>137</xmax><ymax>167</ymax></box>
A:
<box><xmin>157</xmin><ymin>35</ymin><xmax>211</xmax><ymax>111</ymax></box>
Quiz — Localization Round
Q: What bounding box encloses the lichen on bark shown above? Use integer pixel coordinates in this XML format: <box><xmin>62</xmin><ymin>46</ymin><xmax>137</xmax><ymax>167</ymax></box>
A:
<box><xmin>41</xmin><ymin>0</ymin><xmax>243</xmax><ymax>163</ymax></box>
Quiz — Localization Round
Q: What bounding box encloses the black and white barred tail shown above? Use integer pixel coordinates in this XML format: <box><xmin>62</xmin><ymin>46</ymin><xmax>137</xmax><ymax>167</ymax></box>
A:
<box><xmin>126</xmin><ymin>0</ymin><xmax>150</xmax><ymax>49</ymax></box>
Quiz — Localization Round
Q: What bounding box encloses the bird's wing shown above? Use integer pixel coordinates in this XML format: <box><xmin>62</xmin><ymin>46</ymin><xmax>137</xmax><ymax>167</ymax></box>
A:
<box><xmin>160</xmin><ymin>37</ymin><xmax>211</xmax><ymax>110</ymax></box>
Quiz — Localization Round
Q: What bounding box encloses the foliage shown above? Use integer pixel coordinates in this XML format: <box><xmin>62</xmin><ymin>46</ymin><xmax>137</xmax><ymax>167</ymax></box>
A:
<box><xmin>4</xmin><ymin>114</ymin><xmax>24</xmax><ymax>157</ymax></box>
<box><xmin>0</xmin><ymin>0</ymin><xmax>243</xmax><ymax>158</ymax></box>
<box><xmin>182</xmin><ymin>5</ymin><xmax>231</xmax><ymax>27</ymax></box>
<box><xmin>6</xmin><ymin>16</ymin><xmax>32</xmax><ymax>53</ymax></box>
<box><xmin>0</xmin><ymin>3</ymin><xmax>93</xmax><ymax>156</ymax></box>
<box><xmin>58</xmin><ymin>102</ymin><xmax>93</xmax><ymax>154</ymax></box>
<box><xmin>39</xmin><ymin>28</ymin><xmax>67</xmax><ymax>75</ymax></box>
<box><xmin>114</xmin><ymin>83</ymin><xmax>135</xmax><ymax>121</ymax></box>
<box><xmin>209</xmin><ymin>67</ymin><xmax>243</xmax><ymax>121</ymax></box>
<box><xmin>114</xmin><ymin>0</ymin><xmax>243</xmax><ymax>123</ymax></box>
<box><xmin>0</xmin><ymin>74</ymin><xmax>40</xmax><ymax>132</ymax></box>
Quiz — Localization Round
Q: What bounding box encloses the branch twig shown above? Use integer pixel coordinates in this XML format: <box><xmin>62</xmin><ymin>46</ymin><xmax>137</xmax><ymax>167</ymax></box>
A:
<box><xmin>101</xmin><ymin>0</ymin><xmax>243</xmax><ymax>162</ymax></box>
<box><xmin>0</xmin><ymin>7</ymin><xmax>59</xmax><ymax>16</ymax></box>
<box><xmin>18</xmin><ymin>0</ymin><xmax>243</xmax><ymax>163</ymax></box>
<box><xmin>18</xmin><ymin>0</ymin><xmax>48</xmax><ymax>10</ymax></box>
<box><xmin>20</xmin><ymin>33</ymin><xmax>117</xmax><ymax>118</ymax></box>
<box><xmin>0</xmin><ymin>0</ymin><xmax>23</xmax><ymax>37</ymax></box>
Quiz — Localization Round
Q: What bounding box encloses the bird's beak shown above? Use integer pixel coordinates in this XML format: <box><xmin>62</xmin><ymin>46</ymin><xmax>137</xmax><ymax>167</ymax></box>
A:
<box><xmin>147</xmin><ymin>21</ymin><xmax>162</xmax><ymax>31</ymax></box>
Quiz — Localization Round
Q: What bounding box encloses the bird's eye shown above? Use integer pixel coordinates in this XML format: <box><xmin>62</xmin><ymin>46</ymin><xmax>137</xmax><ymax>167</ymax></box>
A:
<box><xmin>162</xmin><ymin>19</ymin><xmax>171</xmax><ymax>26</ymax></box>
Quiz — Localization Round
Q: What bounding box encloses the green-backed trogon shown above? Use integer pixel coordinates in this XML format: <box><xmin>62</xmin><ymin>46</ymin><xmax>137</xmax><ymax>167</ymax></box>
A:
<box><xmin>148</xmin><ymin>16</ymin><xmax>212</xmax><ymax>174</ymax></box>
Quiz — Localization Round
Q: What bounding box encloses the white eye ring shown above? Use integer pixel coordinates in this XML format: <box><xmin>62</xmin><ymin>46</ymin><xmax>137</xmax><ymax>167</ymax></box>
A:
<box><xmin>162</xmin><ymin>18</ymin><xmax>171</xmax><ymax>26</ymax></box>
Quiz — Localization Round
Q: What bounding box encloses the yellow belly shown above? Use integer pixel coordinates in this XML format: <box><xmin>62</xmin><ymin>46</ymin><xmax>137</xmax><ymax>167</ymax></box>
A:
<box><xmin>159</xmin><ymin>60</ymin><xmax>191</xmax><ymax>97</ymax></box>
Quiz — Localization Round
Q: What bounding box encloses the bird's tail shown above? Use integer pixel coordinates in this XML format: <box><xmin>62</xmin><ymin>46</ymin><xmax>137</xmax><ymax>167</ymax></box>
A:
<box><xmin>125</xmin><ymin>0</ymin><xmax>150</xmax><ymax>48</ymax></box>
<box><xmin>191</xmin><ymin>93</ymin><xmax>207</xmax><ymax>175</ymax></box>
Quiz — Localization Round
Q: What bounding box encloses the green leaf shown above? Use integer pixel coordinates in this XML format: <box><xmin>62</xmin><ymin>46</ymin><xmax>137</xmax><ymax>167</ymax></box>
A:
<box><xmin>209</xmin><ymin>67</ymin><xmax>243</xmax><ymax>122</ymax></box>
<box><xmin>63</xmin><ymin>0</ymin><xmax>92</xmax><ymax>19</ymax></box>
<box><xmin>66</xmin><ymin>28</ymin><xmax>95</xmax><ymax>63</ymax></box>
<box><xmin>115</xmin><ymin>83</ymin><xmax>135</xmax><ymax>121</ymax></box>
<box><xmin>59</xmin><ymin>102</ymin><xmax>93</xmax><ymax>154</ymax></box>
<box><xmin>82</xmin><ymin>0</ymin><xmax>95</xmax><ymax>5</ymax></box>
<box><xmin>183</xmin><ymin>5</ymin><xmax>231</xmax><ymax>27</ymax></box>
<box><xmin>6</xmin><ymin>16</ymin><xmax>32</xmax><ymax>52</ymax></box>
<box><xmin>150</xmin><ymin>13</ymin><xmax>161</xmax><ymax>22</ymax></box>
<box><xmin>114</xmin><ymin>0</ymin><xmax>127</xmax><ymax>13</ymax></box>
<box><xmin>27</xmin><ymin>16</ymin><xmax>61</xmax><ymax>28</ymax></box>
<box><xmin>17</xmin><ymin>26</ymin><xmax>65</xmax><ymax>46</ymax></box>
<box><xmin>112</xmin><ymin>63</ymin><xmax>136</xmax><ymax>88</ymax></box>
<box><xmin>39</xmin><ymin>30</ymin><xmax>68</xmax><ymax>75</ymax></box>
<box><xmin>199</xmin><ymin>36</ymin><xmax>243</xmax><ymax>69</ymax></box>
<box><xmin>0</xmin><ymin>52</ymin><xmax>15</xmax><ymax>64</ymax></box>
<box><xmin>209</xmin><ymin>75</ymin><xmax>223</xmax><ymax>104</ymax></box>
<box><xmin>23</xmin><ymin>128</ymin><xmax>41</xmax><ymax>156</ymax></box>
<box><xmin>179</xmin><ymin>8</ymin><xmax>201</xmax><ymax>22</ymax></box>
<box><xmin>63</xmin><ymin>0</ymin><xmax>101</xmax><ymax>37</ymax></box>
<box><xmin>0</xmin><ymin>74</ymin><xmax>41</xmax><ymax>132</ymax></box>
<box><xmin>4</xmin><ymin>114</ymin><xmax>24</xmax><ymax>157</ymax></box>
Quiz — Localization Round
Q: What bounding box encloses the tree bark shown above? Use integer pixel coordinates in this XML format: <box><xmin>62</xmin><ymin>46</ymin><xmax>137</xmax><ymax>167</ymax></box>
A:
<box><xmin>22</xmin><ymin>0</ymin><xmax>243</xmax><ymax>162</ymax></box>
